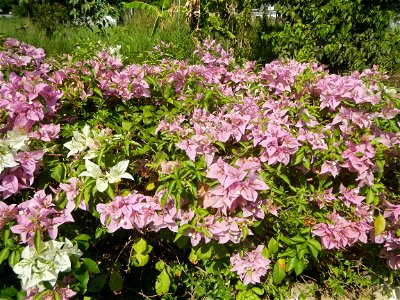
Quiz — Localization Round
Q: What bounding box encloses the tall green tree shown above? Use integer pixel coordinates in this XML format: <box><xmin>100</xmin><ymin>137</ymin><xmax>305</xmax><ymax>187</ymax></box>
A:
<box><xmin>258</xmin><ymin>0</ymin><xmax>400</xmax><ymax>73</ymax></box>
<box><xmin>14</xmin><ymin>0</ymin><xmax>119</xmax><ymax>36</ymax></box>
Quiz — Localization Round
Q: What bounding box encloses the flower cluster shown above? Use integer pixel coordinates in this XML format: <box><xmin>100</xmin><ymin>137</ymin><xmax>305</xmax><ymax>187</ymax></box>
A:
<box><xmin>10</xmin><ymin>190</ymin><xmax>74</xmax><ymax>244</ymax></box>
<box><xmin>13</xmin><ymin>239</ymin><xmax>82</xmax><ymax>291</ymax></box>
<box><xmin>0</xmin><ymin>39</ymin><xmax>62</xmax><ymax>198</ymax></box>
<box><xmin>96</xmin><ymin>190</ymin><xmax>179</xmax><ymax>233</ymax></box>
<box><xmin>79</xmin><ymin>159</ymin><xmax>134</xmax><ymax>192</ymax></box>
<box><xmin>204</xmin><ymin>157</ymin><xmax>268</xmax><ymax>215</ymax></box>
<box><xmin>0</xmin><ymin>38</ymin><xmax>45</xmax><ymax>70</ymax></box>
<box><xmin>312</xmin><ymin>211</ymin><xmax>371</xmax><ymax>249</ymax></box>
<box><xmin>375</xmin><ymin>200</ymin><xmax>400</xmax><ymax>269</ymax></box>
<box><xmin>230</xmin><ymin>245</ymin><xmax>271</xmax><ymax>285</ymax></box>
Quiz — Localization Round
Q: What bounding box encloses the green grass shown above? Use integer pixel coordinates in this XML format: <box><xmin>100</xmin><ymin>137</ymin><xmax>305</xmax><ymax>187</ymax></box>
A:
<box><xmin>0</xmin><ymin>13</ymin><xmax>195</xmax><ymax>63</ymax></box>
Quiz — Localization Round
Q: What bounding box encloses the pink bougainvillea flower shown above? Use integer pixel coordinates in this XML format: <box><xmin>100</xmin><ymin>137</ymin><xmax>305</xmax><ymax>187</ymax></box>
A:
<box><xmin>230</xmin><ymin>245</ymin><xmax>271</xmax><ymax>285</ymax></box>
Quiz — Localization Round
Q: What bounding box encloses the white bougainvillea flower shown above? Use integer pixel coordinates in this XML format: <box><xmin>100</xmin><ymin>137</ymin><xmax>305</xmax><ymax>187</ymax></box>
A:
<box><xmin>64</xmin><ymin>125</ymin><xmax>104</xmax><ymax>159</ymax></box>
<box><xmin>0</xmin><ymin>152</ymin><xmax>19</xmax><ymax>174</ymax></box>
<box><xmin>0</xmin><ymin>130</ymin><xmax>30</xmax><ymax>174</ymax></box>
<box><xmin>79</xmin><ymin>160</ymin><xmax>133</xmax><ymax>192</ymax></box>
<box><xmin>64</xmin><ymin>125</ymin><xmax>92</xmax><ymax>157</ymax></box>
<box><xmin>13</xmin><ymin>238</ymin><xmax>82</xmax><ymax>291</ymax></box>
<box><xmin>79</xmin><ymin>160</ymin><xmax>108</xmax><ymax>192</ymax></box>
<box><xmin>107</xmin><ymin>160</ymin><xmax>134</xmax><ymax>183</ymax></box>
<box><xmin>4</xmin><ymin>129</ymin><xmax>29</xmax><ymax>152</ymax></box>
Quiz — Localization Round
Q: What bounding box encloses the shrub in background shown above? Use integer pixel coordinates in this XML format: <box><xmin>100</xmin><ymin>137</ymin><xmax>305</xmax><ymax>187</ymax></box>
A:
<box><xmin>256</xmin><ymin>0</ymin><xmax>400</xmax><ymax>74</ymax></box>
<box><xmin>11</xmin><ymin>0</ymin><xmax>119</xmax><ymax>37</ymax></box>
<box><xmin>0</xmin><ymin>0</ymin><xmax>13</xmax><ymax>14</ymax></box>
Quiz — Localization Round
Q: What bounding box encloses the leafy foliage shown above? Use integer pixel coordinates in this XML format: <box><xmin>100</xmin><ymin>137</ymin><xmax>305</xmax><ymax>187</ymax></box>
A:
<box><xmin>123</xmin><ymin>0</ymin><xmax>172</xmax><ymax>36</ymax></box>
<box><xmin>12</xmin><ymin>0</ymin><xmax>118</xmax><ymax>36</ymax></box>
<box><xmin>258</xmin><ymin>0</ymin><xmax>400</xmax><ymax>73</ymax></box>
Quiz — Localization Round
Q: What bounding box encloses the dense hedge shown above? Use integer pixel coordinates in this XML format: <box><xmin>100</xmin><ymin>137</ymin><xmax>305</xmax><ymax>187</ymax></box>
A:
<box><xmin>0</xmin><ymin>38</ymin><xmax>400</xmax><ymax>299</ymax></box>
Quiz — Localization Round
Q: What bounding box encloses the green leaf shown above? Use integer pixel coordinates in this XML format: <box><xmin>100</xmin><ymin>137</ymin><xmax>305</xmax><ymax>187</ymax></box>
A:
<box><xmin>366</xmin><ymin>188</ymin><xmax>376</xmax><ymax>205</ymax></box>
<box><xmin>93</xmin><ymin>87</ymin><xmax>103</xmax><ymax>98</ymax></box>
<box><xmin>252</xmin><ymin>287</ymin><xmax>264</xmax><ymax>296</ymax></box>
<box><xmin>303</xmin><ymin>158</ymin><xmax>311</xmax><ymax>170</ymax></box>
<box><xmin>294</xmin><ymin>259</ymin><xmax>305</xmax><ymax>275</ymax></box>
<box><xmin>213</xmin><ymin>244</ymin><xmax>229</xmax><ymax>258</ymax></box>
<box><xmin>226</xmin><ymin>31</ymin><xmax>236</xmax><ymax>40</ymax></box>
<box><xmin>8</xmin><ymin>250</ymin><xmax>20</xmax><ymax>268</ymax></box>
<box><xmin>74</xmin><ymin>234</ymin><xmax>90</xmax><ymax>250</ymax></box>
<box><xmin>291</xmin><ymin>235</ymin><xmax>306</xmax><ymax>243</ymax></box>
<box><xmin>374</xmin><ymin>213</ymin><xmax>386</xmax><ymax>236</ymax></box>
<box><xmin>293</xmin><ymin>149</ymin><xmax>305</xmax><ymax>165</ymax></box>
<box><xmin>82</xmin><ymin>258</ymin><xmax>100</xmax><ymax>274</ymax></box>
<box><xmin>160</xmin><ymin>189</ymin><xmax>169</xmax><ymax>207</ymax></box>
<box><xmin>262</xmin><ymin>247</ymin><xmax>270</xmax><ymax>259</ymax></box>
<box><xmin>3</xmin><ymin>229</ymin><xmax>14</xmax><ymax>247</ymax></box>
<box><xmin>286</xmin><ymin>257</ymin><xmax>296</xmax><ymax>272</ymax></box>
<box><xmin>109</xmin><ymin>271</ymin><xmax>124</xmax><ymax>292</ymax></box>
<box><xmin>0</xmin><ymin>286</ymin><xmax>18</xmax><ymax>297</ymax></box>
<box><xmin>215</xmin><ymin>141</ymin><xmax>226</xmax><ymax>152</ymax></box>
<box><xmin>146</xmin><ymin>182</ymin><xmax>156</xmax><ymax>191</ymax></box>
<box><xmin>75</xmin><ymin>268</ymin><xmax>90</xmax><ymax>288</ymax></box>
<box><xmin>95</xmin><ymin>227</ymin><xmax>105</xmax><ymax>239</ymax></box>
<box><xmin>242</xmin><ymin>226</ymin><xmax>249</xmax><ymax>240</ymax></box>
<box><xmin>16</xmin><ymin>291</ymin><xmax>25</xmax><ymax>300</ymax></box>
<box><xmin>121</xmin><ymin>121</ymin><xmax>132</xmax><ymax>131</ymax></box>
<box><xmin>296</xmin><ymin>245</ymin><xmax>308</xmax><ymax>259</ymax></box>
<box><xmin>307</xmin><ymin>244</ymin><xmax>319</xmax><ymax>259</ymax></box>
<box><xmin>133</xmin><ymin>238</ymin><xmax>148</xmax><ymax>254</ymax></box>
<box><xmin>175</xmin><ymin>236</ymin><xmax>188</xmax><ymax>248</ymax></box>
<box><xmin>281</xmin><ymin>248</ymin><xmax>296</xmax><ymax>257</ymax></box>
<box><xmin>273</xmin><ymin>259</ymin><xmax>286</xmax><ymax>284</ymax></box>
<box><xmin>33</xmin><ymin>290</ymin><xmax>51</xmax><ymax>300</ymax></box>
<box><xmin>34</xmin><ymin>230</ymin><xmax>42</xmax><ymax>252</ymax></box>
<box><xmin>0</xmin><ymin>248</ymin><xmax>10</xmax><ymax>265</ymax></box>
<box><xmin>105</xmin><ymin>185</ymin><xmax>114</xmax><ymax>200</ymax></box>
<box><xmin>88</xmin><ymin>274</ymin><xmax>107</xmax><ymax>293</ymax></box>
<box><xmin>307</xmin><ymin>239</ymin><xmax>322</xmax><ymax>251</ymax></box>
<box><xmin>280</xmin><ymin>236</ymin><xmax>295</xmax><ymax>245</ymax></box>
<box><xmin>300</xmin><ymin>112</ymin><xmax>310</xmax><ymax>123</ymax></box>
<box><xmin>135</xmin><ymin>253</ymin><xmax>149</xmax><ymax>266</ymax></box>
<box><xmin>189</xmin><ymin>250</ymin><xmax>198</xmax><ymax>264</ymax></box>
<box><xmin>51</xmin><ymin>164</ymin><xmax>66</xmax><ymax>182</ymax></box>
<box><xmin>53</xmin><ymin>291</ymin><xmax>61</xmax><ymax>300</ymax></box>
<box><xmin>268</xmin><ymin>238</ymin><xmax>279</xmax><ymax>254</ymax></box>
<box><xmin>196</xmin><ymin>244</ymin><xmax>213</xmax><ymax>260</ymax></box>
<box><xmin>123</xmin><ymin>1</ymin><xmax>159</xmax><ymax>15</ymax></box>
<box><xmin>155</xmin><ymin>260</ymin><xmax>165</xmax><ymax>271</ymax></box>
<box><xmin>155</xmin><ymin>269</ymin><xmax>170</xmax><ymax>295</ymax></box>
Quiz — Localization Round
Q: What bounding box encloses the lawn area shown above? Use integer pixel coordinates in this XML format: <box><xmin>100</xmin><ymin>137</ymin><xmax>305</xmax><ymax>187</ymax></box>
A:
<box><xmin>0</xmin><ymin>14</ymin><xmax>195</xmax><ymax>63</ymax></box>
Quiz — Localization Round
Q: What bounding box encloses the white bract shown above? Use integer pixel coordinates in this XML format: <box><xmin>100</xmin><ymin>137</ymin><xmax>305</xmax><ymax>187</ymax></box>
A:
<box><xmin>79</xmin><ymin>160</ymin><xmax>134</xmax><ymax>192</ymax></box>
<box><xmin>64</xmin><ymin>125</ymin><xmax>105</xmax><ymax>159</ymax></box>
<box><xmin>108</xmin><ymin>44</ymin><xmax>122</xmax><ymax>59</ymax></box>
<box><xmin>0</xmin><ymin>152</ymin><xmax>19</xmax><ymax>173</ymax></box>
<box><xmin>4</xmin><ymin>129</ymin><xmax>29</xmax><ymax>152</ymax></box>
<box><xmin>0</xmin><ymin>130</ymin><xmax>29</xmax><ymax>173</ymax></box>
<box><xmin>13</xmin><ymin>239</ymin><xmax>82</xmax><ymax>291</ymax></box>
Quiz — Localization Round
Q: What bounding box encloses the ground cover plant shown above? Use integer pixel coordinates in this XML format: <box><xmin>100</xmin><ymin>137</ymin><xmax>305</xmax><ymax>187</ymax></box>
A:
<box><xmin>1</xmin><ymin>37</ymin><xmax>400</xmax><ymax>299</ymax></box>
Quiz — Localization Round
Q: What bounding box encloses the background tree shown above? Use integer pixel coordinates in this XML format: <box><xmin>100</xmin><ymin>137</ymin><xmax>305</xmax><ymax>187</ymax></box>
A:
<box><xmin>13</xmin><ymin>0</ymin><xmax>119</xmax><ymax>36</ymax></box>
<box><xmin>0</xmin><ymin>0</ymin><xmax>14</xmax><ymax>14</ymax></box>
<box><xmin>255</xmin><ymin>0</ymin><xmax>400</xmax><ymax>73</ymax></box>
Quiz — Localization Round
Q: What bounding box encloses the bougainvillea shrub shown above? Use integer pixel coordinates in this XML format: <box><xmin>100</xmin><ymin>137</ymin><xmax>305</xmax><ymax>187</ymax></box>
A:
<box><xmin>1</xmin><ymin>38</ymin><xmax>400</xmax><ymax>299</ymax></box>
